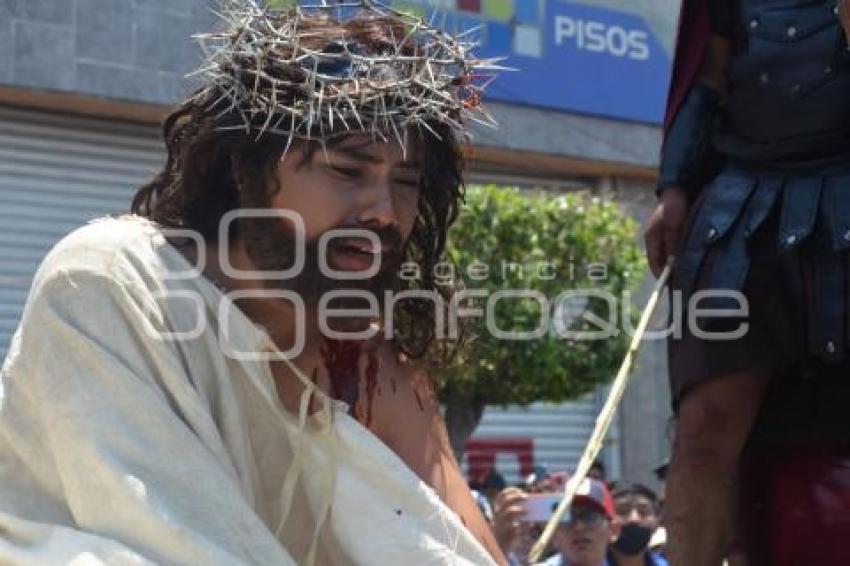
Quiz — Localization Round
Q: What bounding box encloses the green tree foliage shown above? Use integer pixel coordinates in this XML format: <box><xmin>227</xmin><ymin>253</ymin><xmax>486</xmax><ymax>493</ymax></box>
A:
<box><xmin>437</xmin><ymin>185</ymin><xmax>646</xmax><ymax>453</ymax></box>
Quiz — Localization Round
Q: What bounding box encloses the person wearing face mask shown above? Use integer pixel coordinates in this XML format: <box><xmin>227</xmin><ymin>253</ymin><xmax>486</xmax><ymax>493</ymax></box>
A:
<box><xmin>608</xmin><ymin>484</ymin><xmax>668</xmax><ymax>566</ymax></box>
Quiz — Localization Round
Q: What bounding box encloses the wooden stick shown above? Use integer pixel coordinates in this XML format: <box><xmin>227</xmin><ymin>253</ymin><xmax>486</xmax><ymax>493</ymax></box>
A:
<box><xmin>528</xmin><ymin>262</ymin><xmax>673</xmax><ymax>563</ymax></box>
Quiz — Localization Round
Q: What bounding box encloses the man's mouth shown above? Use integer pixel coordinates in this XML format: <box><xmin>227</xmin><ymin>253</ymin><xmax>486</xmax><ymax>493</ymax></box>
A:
<box><xmin>571</xmin><ymin>536</ymin><xmax>592</xmax><ymax>548</ymax></box>
<box><xmin>330</xmin><ymin>239</ymin><xmax>397</xmax><ymax>271</ymax></box>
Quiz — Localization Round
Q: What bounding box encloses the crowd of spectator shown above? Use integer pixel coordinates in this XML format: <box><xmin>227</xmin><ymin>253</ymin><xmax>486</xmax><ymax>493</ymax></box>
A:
<box><xmin>471</xmin><ymin>461</ymin><xmax>668</xmax><ymax>566</ymax></box>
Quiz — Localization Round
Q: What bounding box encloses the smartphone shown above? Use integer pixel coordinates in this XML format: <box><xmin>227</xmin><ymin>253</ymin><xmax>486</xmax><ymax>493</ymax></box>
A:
<box><xmin>522</xmin><ymin>493</ymin><xmax>564</xmax><ymax>522</ymax></box>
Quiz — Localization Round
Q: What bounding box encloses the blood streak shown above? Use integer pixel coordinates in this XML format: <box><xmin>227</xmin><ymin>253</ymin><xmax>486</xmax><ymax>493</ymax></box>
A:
<box><xmin>413</xmin><ymin>389</ymin><xmax>425</xmax><ymax>411</ymax></box>
<box><xmin>391</xmin><ymin>379</ymin><xmax>397</xmax><ymax>394</ymax></box>
<box><xmin>363</xmin><ymin>350</ymin><xmax>378</xmax><ymax>427</ymax></box>
<box><xmin>320</xmin><ymin>338</ymin><xmax>381</xmax><ymax>427</ymax></box>
<box><xmin>411</xmin><ymin>371</ymin><xmax>435</xmax><ymax>412</ymax></box>
<box><xmin>321</xmin><ymin>339</ymin><xmax>362</xmax><ymax>418</ymax></box>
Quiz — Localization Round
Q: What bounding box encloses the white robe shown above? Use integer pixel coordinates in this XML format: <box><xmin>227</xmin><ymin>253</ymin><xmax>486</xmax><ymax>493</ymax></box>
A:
<box><xmin>0</xmin><ymin>216</ymin><xmax>495</xmax><ymax>566</ymax></box>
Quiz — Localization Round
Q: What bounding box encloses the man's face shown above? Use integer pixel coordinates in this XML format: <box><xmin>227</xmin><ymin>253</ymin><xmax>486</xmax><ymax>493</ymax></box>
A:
<box><xmin>613</xmin><ymin>493</ymin><xmax>659</xmax><ymax>532</ymax></box>
<box><xmin>240</xmin><ymin>134</ymin><xmax>422</xmax><ymax>303</ymax></box>
<box><xmin>551</xmin><ymin>501</ymin><xmax>613</xmax><ymax>566</ymax></box>
<box><xmin>274</xmin><ymin>134</ymin><xmax>421</xmax><ymax>246</ymax></box>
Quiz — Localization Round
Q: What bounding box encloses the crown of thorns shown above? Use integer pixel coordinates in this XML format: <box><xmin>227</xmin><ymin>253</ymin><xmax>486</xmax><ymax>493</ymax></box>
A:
<box><xmin>190</xmin><ymin>0</ymin><xmax>505</xmax><ymax>152</ymax></box>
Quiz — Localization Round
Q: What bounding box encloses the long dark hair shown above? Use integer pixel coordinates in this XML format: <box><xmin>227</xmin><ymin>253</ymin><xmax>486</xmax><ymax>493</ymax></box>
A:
<box><xmin>131</xmin><ymin>13</ymin><xmax>466</xmax><ymax>364</ymax></box>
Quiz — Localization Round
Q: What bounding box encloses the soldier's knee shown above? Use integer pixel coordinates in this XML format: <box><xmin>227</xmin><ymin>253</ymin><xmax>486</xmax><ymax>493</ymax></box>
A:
<box><xmin>673</xmin><ymin>383</ymin><xmax>759</xmax><ymax>472</ymax></box>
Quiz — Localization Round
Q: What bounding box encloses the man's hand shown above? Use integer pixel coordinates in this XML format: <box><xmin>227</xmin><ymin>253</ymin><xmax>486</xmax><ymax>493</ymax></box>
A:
<box><xmin>840</xmin><ymin>0</ymin><xmax>850</xmax><ymax>44</ymax></box>
<box><xmin>644</xmin><ymin>187</ymin><xmax>690</xmax><ymax>277</ymax></box>
<box><xmin>492</xmin><ymin>487</ymin><xmax>528</xmax><ymax>555</ymax></box>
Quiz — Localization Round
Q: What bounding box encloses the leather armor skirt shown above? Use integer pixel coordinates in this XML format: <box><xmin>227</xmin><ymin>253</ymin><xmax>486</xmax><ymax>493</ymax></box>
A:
<box><xmin>668</xmin><ymin>163</ymin><xmax>850</xmax><ymax>408</ymax></box>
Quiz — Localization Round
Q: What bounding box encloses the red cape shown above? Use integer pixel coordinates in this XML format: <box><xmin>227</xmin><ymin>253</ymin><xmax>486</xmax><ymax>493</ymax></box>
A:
<box><xmin>663</xmin><ymin>0</ymin><xmax>711</xmax><ymax>134</ymax></box>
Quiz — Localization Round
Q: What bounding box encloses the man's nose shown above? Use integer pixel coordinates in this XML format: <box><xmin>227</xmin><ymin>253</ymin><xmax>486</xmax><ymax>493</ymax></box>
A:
<box><xmin>357</xmin><ymin>178</ymin><xmax>400</xmax><ymax>230</ymax></box>
<box><xmin>571</xmin><ymin>519</ymin><xmax>591</xmax><ymax>534</ymax></box>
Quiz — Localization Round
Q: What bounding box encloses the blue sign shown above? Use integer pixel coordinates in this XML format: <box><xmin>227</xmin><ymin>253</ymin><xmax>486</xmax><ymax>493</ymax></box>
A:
<box><xmin>408</xmin><ymin>0</ymin><xmax>673</xmax><ymax>125</ymax></box>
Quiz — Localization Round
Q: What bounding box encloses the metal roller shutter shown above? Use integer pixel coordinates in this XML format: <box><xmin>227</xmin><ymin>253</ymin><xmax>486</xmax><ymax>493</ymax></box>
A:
<box><xmin>0</xmin><ymin>105</ymin><xmax>163</xmax><ymax>360</ymax></box>
<box><xmin>465</xmin><ymin>389</ymin><xmax>620</xmax><ymax>484</ymax></box>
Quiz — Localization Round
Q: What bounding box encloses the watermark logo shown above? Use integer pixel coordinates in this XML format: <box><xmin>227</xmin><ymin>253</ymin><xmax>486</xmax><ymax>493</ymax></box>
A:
<box><xmin>142</xmin><ymin>210</ymin><xmax>751</xmax><ymax>359</ymax></box>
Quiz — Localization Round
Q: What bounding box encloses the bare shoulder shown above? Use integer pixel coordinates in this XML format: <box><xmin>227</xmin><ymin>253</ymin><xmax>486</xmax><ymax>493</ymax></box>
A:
<box><xmin>377</xmin><ymin>341</ymin><xmax>439</xmax><ymax>409</ymax></box>
<box><xmin>355</xmin><ymin>340</ymin><xmax>441</xmax><ymax>440</ymax></box>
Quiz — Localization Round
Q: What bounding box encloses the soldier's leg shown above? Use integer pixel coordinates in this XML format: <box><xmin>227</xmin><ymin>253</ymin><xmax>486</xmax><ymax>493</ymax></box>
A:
<box><xmin>665</xmin><ymin>370</ymin><xmax>769</xmax><ymax>566</ymax></box>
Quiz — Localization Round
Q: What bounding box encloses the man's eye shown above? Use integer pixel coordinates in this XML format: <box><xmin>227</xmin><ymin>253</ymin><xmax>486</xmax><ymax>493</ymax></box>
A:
<box><xmin>394</xmin><ymin>177</ymin><xmax>420</xmax><ymax>189</ymax></box>
<box><xmin>331</xmin><ymin>166</ymin><xmax>362</xmax><ymax>179</ymax></box>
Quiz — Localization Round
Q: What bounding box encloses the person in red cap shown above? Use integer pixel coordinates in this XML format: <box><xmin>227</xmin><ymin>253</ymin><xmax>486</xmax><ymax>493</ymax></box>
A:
<box><xmin>537</xmin><ymin>478</ymin><xmax>617</xmax><ymax>566</ymax></box>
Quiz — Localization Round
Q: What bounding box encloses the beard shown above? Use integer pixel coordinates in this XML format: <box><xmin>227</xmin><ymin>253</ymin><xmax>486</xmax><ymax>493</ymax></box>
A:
<box><xmin>239</xmin><ymin>214</ymin><xmax>404</xmax><ymax>311</ymax></box>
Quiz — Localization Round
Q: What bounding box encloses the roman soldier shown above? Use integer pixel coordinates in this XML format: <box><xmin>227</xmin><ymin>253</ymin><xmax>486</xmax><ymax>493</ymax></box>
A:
<box><xmin>644</xmin><ymin>1</ymin><xmax>850</xmax><ymax>564</ymax></box>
